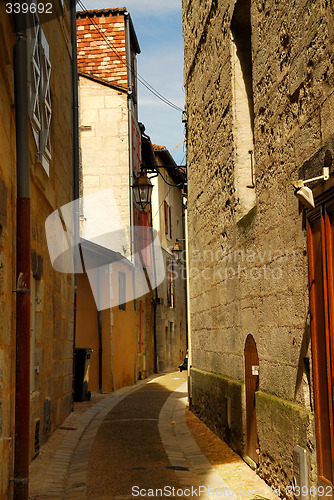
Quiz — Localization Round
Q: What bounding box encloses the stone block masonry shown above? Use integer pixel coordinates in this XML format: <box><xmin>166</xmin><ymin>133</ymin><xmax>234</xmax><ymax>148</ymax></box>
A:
<box><xmin>183</xmin><ymin>0</ymin><xmax>334</xmax><ymax>489</ymax></box>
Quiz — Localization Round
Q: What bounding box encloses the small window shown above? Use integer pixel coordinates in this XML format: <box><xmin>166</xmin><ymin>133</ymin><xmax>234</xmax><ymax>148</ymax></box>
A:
<box><xmin>118</xmin><ymin>272</ymin><xmax>126</xmax><ymax>310</ymax></box>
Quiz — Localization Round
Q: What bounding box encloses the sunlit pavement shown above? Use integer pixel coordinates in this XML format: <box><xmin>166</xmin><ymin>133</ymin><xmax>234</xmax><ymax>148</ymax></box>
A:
<box><xmin>29</xmin><ymin>372</ymin><xmax>275</xmax><ymax>499</ymax></box>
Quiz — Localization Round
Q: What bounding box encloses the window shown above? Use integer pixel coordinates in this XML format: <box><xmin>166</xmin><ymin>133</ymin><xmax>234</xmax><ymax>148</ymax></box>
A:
<box><xmin>164</xmin><ymin>201</ymin><xmax>172</xmax><ymax>238</ymax></box>
<box><xmin>230</xmin><ymin>0</ymin><xmax>255</xmax><ymax>215</ymax></box>
<box><xmin>118</xmin><ymin>272</ymin><xmax>126</xmax><ymax>310</ymax></box>
<box><xmin>28</xmin><ymin>17</ymin><xmax>52</xmax><ymax>175</ymax></box>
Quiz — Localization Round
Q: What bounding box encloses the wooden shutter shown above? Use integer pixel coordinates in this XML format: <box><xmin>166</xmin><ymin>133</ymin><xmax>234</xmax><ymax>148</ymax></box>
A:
<box><xmin>164</xmin><ymin>201</ymin><xmax>168</xmax><ymax>234</ymax></box>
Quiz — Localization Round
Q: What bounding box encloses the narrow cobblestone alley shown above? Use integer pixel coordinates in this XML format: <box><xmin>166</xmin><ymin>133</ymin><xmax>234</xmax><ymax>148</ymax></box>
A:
<box><xmin>29</xmin><ymin>372</ymin><xmax>275</xmax><ymax>499</ymax></box>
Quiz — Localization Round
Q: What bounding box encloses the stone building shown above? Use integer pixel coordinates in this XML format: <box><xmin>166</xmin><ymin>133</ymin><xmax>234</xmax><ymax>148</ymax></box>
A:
<box><xmin>76</xmin><ymin>8</ymin><xmax>163</xmax><ymax>385</ymax></box>
<box><xmin>183</xmin><ymin>0</ymin><xmax>334</xmax><ymax>492</ymax></box>
<box><xmin>0</xmin><ymin>2</ymin><xmax>76</xmax><ymax>497</ymax></box>
<box><xmin>76</xmin><ymin>8</ymin><xmax>141</xmax><ymax>388</ymax></box>
<box><xmin>150</xmin><ymin>144</ymin><xmax>187</xmax><ymax>372</ymax></box>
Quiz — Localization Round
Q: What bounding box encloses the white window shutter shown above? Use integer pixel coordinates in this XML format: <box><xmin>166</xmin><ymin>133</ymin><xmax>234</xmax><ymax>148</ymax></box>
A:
<box><xmin>27</xmin><ymin>15</ymin><xmax>41</xmax><ymax>148</ymax></box>
<box><xmin>39</xmin><ymin>30</ymin><xmax>52</xmax><ymax>175</ymax></box>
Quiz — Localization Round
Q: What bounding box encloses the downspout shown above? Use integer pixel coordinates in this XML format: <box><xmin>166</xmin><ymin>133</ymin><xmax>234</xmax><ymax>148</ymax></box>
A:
<box><xmin>13</xmin><ymin>10</ymin><xmax>30</xmax><ymax>500</ymax></box>
<box><xmin>71</xmin><ymin>0</ymin><xmax>80</xmax><ymax>410</ymax></box>
<box><xmin>125</xmin><ymin>13</ymin><xmax>135</xmax><ymax>260</ymax></box>
<box><xmin>97</xmin><ymin>270</ymin><xmax>103</xmax><ymax>392</ymax></box>
<box><xmin>124</xmin><ymin>12</ymin><xmax>137</xmax><ymax>382</ymax></box>
<box><xmin>150</xmin><ymin>221</ymin><xmax>158</xmax><ymax>374</ymax></box>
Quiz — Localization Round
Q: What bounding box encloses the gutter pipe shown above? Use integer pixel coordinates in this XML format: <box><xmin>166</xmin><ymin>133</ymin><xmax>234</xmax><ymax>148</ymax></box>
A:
<box><xmin>13</xmin><ymin>10</ymin><xmax>30</xmax><ymax>500</ymax></box>
<box><xmin>71</xmin><ymin>0</ymin><xmax>80</xmax><ymax>409</ymax></box>
<box><xmin>124</xmin><ymin>12</ymin><xmax>137</xmax><ymax>383</ymax></box>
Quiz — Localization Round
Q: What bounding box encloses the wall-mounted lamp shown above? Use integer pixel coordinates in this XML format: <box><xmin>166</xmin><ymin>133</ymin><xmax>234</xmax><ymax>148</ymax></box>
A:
<box><xmin>293</xmin><ymin>167</ymin><xmax>330</xmax><ymax>209</ymax></box>
<box><xmin>172</xmin><ymin>240</ymin><xmax>183</xmax><ymax>259</ymax></box>
<box><xmin>132</xmin><ymin>171</ymin><xmax>153</xmax><ymax>211</ymax></box>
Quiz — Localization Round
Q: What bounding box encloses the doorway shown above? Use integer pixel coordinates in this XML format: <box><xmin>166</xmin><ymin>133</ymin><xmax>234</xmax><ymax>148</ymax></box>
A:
<box><xmin>307</xmin><ymin>202</ymin><xmax>334</xmax><ymax>491</ymax></box>
<box><xmin>244</xmin><ymin>334</ymin><xmax>260</xmax><ymax>465</ymax></box>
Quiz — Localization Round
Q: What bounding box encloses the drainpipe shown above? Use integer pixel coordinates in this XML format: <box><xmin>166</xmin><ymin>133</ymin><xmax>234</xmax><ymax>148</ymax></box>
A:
<box><xmin>124</xmin><ymin>12</ymin><xmax>137</xmax><ymax>382</ymax></box>
<box><xmin>125</xmin><ymin>13</ymin><xmax>135</xmax><ymax>260</ymax></box>
<box><xmin>71</xmin><ymin>0</ymin><xmax>80</xmax><ymax>410</ymax></box>
<box><xmin>13</xmin><ymin>10</ymin><xmax>30</xmax><ymax>500</ymax></box>
<box><xmin>150</xmin><ymin>222</ymin><xmax>158</xmax><ymax>374</ymax></box>
<box><xmin>97</xmin><ymin>269</ymin><xmax>103</xmax><ymax>392</ymax></box>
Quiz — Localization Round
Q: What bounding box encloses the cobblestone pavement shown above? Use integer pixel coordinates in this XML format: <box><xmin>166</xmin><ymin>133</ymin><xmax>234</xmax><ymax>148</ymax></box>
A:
<box><xmin>29</xmin><ymin>372</ymin><xmax>275</xmax><ymax>499</ymax></box>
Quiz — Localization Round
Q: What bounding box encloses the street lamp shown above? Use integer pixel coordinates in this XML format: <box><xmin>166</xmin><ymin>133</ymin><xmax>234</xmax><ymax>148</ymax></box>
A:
<box><xmin>172</xmin><ymin>240</ymin><xmax>183</xmax><ymax>260</ymax></box>
<box><xmin>132</xmin><ymin>170</ymin><xmax>154</xmax><ymax>211</ymax></box>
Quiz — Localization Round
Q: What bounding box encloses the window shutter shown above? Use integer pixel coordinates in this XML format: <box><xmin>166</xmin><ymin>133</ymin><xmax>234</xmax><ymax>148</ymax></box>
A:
<box><xmin>28</xmin><ymin>16</ymin><xmax>41</xmax><ymax>147</ymax></box>
<box><xmin>172</xmin><ymin>260</ymin><xmax>175</xmax><ymax>308</ymax></box>
<box><xmin>164</xmin><ymin>201</ymin><xmax>168</xmax><ymax>234</ymax></box>
<box><xmin>169</xmin><ymin>206</ymin><xmax>172</xmax><ymax>238</ymax></box>
<box><xmin>27</xmin><ymin>21</ymin><xmax>52</xmax><ymax>176</ymax></box>
<box><xmin>39</xmin><ymin>31</ymin><xmax>52</xmax><ymax>175</ymax></box>
<box><xmin>138</xmin><ymin>211</ymin><xmax>150</xmax><ymax>267</ymax></box>
<box><xmin>167</xmin><ymin>257</ymin><xmax>171</xmax><ymax>307</ymax></box>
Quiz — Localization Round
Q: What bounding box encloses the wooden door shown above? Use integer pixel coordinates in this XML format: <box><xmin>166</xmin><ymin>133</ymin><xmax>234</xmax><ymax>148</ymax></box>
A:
<box><xmin>244</xmin><ymin>334</ymin><xmax>260</xmax><ymax>465</ymax></box>
<box><xmin>307</xmin><ymin>204</ymin><xmax>334</xmax><ymax>492</ymax></box>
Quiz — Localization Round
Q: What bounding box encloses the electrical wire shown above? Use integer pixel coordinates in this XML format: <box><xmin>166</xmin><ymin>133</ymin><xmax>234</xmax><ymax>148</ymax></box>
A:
<box><xmin>151</xmin><ymin>185</ymin><xmax>171</xmax><ymax>221</ymax></box>
<box><xmin>157</xmin><ymin>169</ymin><xmax>185</xmax><ymax>187</ymax></box>
<box><xmin>76</xmin><ymin>0</ymin><xmax>184</xmax><ymax>113</ymax></box>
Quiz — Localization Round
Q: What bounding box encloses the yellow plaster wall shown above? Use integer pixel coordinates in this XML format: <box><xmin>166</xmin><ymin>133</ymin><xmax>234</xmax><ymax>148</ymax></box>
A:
<box><xmin>76</xmin><ymin>263</ymin><xmax>136</xmax><ymax>394</ymax></box>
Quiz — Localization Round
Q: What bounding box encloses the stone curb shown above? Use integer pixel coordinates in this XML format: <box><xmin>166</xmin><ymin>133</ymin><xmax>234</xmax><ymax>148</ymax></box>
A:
<box><xmin>158</xmin><ymin>382</ymin><xmax>238</xmax><ymax>499</ymax></box>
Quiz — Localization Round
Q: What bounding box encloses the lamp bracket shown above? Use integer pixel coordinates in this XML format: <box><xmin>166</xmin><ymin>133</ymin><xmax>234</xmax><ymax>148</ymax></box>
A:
<box><xmin>293</xmin><ymin>167</ymin><xmax>329</xmax><ymax>189</ymax></box>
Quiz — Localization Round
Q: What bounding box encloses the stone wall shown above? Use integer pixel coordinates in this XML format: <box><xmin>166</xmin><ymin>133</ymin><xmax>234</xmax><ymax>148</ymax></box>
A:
<box><xmin>79</xmin><ymin>76</ymin><xmax>131</xmax><ymax>233</ymax></box>
<box><xmin>183</xmin><ymin>0</ymin><xmax>334</xmax><ymax>488</ymax></box>
<box><xmin>0</xmin><ymin>4</ymin><xmax>75</xmax><ymax>496</ymax></box>
<box><xmin>29</xmin><ymin>7</ymin><xmax>75</xmax><ymax>459</ymax></box>
<box><xmin>151</xmin><ymin>167</ymin><xmax>187</xmax><ymax>372</ymax></box>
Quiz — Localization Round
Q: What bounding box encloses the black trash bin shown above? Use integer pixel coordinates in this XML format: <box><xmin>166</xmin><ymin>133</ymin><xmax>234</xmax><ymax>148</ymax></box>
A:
<box><xmin>74</xmin><ymin>347</ymin><xmax>93</xmax><ymax>402</ymax></box>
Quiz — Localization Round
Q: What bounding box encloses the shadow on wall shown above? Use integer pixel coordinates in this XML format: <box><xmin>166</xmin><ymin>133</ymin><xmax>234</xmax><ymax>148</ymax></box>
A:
<box><xmin>190</xmin><ymin>368</ymin><xmax>244</xmax><ymax>455</ymax></box>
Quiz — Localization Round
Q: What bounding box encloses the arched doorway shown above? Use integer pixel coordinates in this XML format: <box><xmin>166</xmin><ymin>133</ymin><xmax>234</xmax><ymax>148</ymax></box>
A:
<box><xmin>244</xmin><ymin>334</ymin><xmax>260</xmax><ymax>465</ymax></box>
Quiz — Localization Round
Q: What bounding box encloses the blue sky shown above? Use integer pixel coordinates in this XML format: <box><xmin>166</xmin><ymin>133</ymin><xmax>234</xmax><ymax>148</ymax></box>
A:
<box><xmin>77</xmin><ymin>0</ymin><xmax>186</xmax><ymax>165</ymax></box>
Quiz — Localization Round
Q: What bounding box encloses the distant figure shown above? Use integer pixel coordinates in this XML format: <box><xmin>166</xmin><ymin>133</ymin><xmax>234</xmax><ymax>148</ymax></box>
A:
<box><xmin>178</xmin><ymin>354</ymin><xmax>188</xmax><ymax>372</ymax></box>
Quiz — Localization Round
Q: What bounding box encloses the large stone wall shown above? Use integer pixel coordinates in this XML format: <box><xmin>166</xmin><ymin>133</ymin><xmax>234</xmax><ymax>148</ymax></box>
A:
<box><xmin>0</xmin><ymin>5</ymin><xmax>75</xmax><ymax>496</ymax></box>
<box><xmin>29</xmin><ymin>8</ymin><xmax>75</xmax><ymax>459</ymax></box>
<box><xmin>183</xmin><ymin>0</ymin><xmax>334</xmax><ymax>488</ymax></box>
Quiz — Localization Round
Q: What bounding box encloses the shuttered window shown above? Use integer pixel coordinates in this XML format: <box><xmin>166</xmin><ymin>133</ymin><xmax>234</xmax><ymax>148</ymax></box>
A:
<box><xmin>28</xmin><ymin>18</ymin><xmax>52</xmax><ymax>175</ymax></box>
